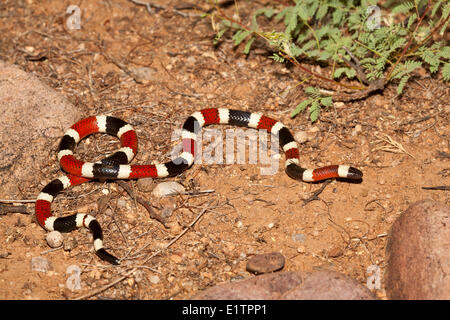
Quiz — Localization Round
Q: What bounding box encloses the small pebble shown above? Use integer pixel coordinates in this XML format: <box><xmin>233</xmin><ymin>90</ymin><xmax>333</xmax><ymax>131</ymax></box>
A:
<box><xmin>130</xmin><ymin>66</ymin><xmax>157</xmax><ymax>84</ymax></box>
<box><xmin>246</xmin><ymin>252</ymin><xmax>285</xmax><ymax>274</ymax></box>
<box><xmin>328</xmin><ymin>246</ymin><xmax>344</xmax><ymax>258</ymax></box>
<box><xmin>297</xmin><ymin>246</ymin><xmax>306</xmax><ymax>253</ymax></box>
<box><xmin>136</xmin><ymin>177</ymin><xmax>154</xmax><ymax>192</ymax></box>
<box><xmin>24</xmin><ymin>46</ymin><xmax>35</xmax><ymax>53</ymax></box>
<box><xmin>170</xmin><ymin>254</ymin><xmax>183</xmax><ymax>264</ymax></box>
<box><xmin>352</xmin><ymin>124</ymin><xmax>362</xmax><ymax>136</ymax></box>
<box><xmin>292</xmin><ymin>233</ymin><xmax>306</xmax><ymax>243</ymax></box>
<box><xmin>97</xmin><ymin>195</ymin><xmax>110</xmax><ymax>212</ymax></box>
<box><xmin>149</xmin><ymin>275</ymin><xmax>160</xmax><ymax>284</ymax></box>
<box><xmin>294</xmin><ymin>131</ymin><xmax>309</xmax><ymax>144</ymax></box>
<box><xmin>186</xmin><ymin>56</ymin><xmax>196</xmax><ymax>64</ymax></box>
<box><xmin>46</xmin><ymin>231</ymin><xmax>63</xmax><ymax>248</ymax></box>
<box><xmin>308</xmin><ymin>126</ymin><xmax>320</xmax><ymax>133</ymax></box>
<box><xmin>182</xmin><ymin>280</ymin><xmax>193</xmax><ymax>287</ymax></box>
<box><xmin>134</xmin><ymin>270</ymin><xmax>145</xmax><ymax>283</ymax></box>
<box><xmin>161</xmin><ymin>206</ymin><xmax>174</xmax><ymax>218</ymax></box>
<box><xmin>377</xmin><ymin>176</ymin><xmax>386</xmax><ymax>185</ymax></box>
<box><xmin>166</xmin><ymin>221</ymin><xmax>183</xmax><ymax>234</ymax></box>
<box><xmin>63</xmin><ymin>237</ymin><xmax>78</xmax><ymax>252</ymax></box>
<box><xmin>116</xmin><ymin>198</ymin><xmax>127</xmax><ymax>208</ymax></box>
<box><xmin>152</xmin><ymin>182</ymin><xmax>185</xmax><ymax>197</ymax></box>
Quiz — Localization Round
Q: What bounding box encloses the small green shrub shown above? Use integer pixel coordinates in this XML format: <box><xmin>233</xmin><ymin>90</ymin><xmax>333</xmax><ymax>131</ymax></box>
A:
<box><xmin>209</xmin><ymin>0</ymin><xmax>449</xmax><ymax>121</ymax></box>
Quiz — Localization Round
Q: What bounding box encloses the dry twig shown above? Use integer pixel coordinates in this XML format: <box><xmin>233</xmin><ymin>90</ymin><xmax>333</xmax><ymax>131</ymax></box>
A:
<box><xmin>422</xmin><ymin>186</ymin><xmax>450</xmax><ymax>191</ymax></box>
<box><xmin>0</xmin><ymin>204</ymin><xmax>29</xmax><ymax>215</ymax></box>
<box><xmin>128</xmin><ymin>0</ymin><xmax>191</xmax><ymax>17</ymax></box>
<box><xmin>302</xmin><ymin>180</ymin><xmax>332</xmax><ymax>206</ymax></box>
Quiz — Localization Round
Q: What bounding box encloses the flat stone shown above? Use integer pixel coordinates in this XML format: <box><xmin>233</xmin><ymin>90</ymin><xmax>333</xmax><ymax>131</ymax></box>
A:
<box><xmin>246</xmin><ymin>252</ymin><xmax>285</xmax><ymax>274</ymax></box>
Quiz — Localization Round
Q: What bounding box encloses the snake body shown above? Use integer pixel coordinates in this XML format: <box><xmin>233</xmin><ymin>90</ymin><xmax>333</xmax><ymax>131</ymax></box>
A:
<box><xmin>35</xmin><ymin>108</ymin><xmax>362</xmax><ymax>264</ymax></box>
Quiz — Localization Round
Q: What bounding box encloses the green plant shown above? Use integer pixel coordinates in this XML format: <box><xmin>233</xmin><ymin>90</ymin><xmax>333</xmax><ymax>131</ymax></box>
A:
<box><xmin>291</xmin><ymin>87</ymin><xmax>333</xmax><ymax>122</ymax></box>
<box><xmin>209</xmin><ymin>0</ymin><xmax>449</xmax><ymax>122</ymax></box>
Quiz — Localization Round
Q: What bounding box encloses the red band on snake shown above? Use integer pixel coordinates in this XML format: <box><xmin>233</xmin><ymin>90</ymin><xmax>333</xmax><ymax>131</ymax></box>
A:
<box><xmin>35</xmin><ymin>108</ymin><xmax>363</xmax><ymax>265</ymax></box>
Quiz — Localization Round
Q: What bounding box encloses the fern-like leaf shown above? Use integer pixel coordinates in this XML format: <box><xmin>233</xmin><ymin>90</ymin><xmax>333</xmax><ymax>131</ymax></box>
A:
<box><xmin>397</xmin><ymin>75</ymin><xmax>410</xmax><ymax>94</ymax></box>
<box><xmin>309</xmin><ymin>101</ymin><xmax>321</xmax><ymax>122</ymax></box>
<box><xmin>243</xmin><ymin>37</ymin><xmax>256</xmax><ymax>54</ymax></box>
<box><xmin>233</xmin><ymin>30</ymin><xmax>252</xmax><ymax>46</ymax></box>
<box><xmin>390</xmin><ymin>60</ymin><xmax>422</xmax><ymax>80</ymax></box>
<box><xmin>443</xmin><ymin>63</ymin><xmax>450</xmax><ymax>81</ymax></box>
<box><xmin>291</xmin><ymin>99</ymin><xmax>312</xmax><ymax>118</ymax></box>
<box><xmin>392</xmin><ymin>1</ymin><xmax>415</xmax><ymax>14</ymax></box>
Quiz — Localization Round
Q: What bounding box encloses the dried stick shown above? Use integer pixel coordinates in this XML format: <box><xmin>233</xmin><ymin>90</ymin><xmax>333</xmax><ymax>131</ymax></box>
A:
<box><xmin>128</xmin><ymin>0</ymin><xmax>190</xmax><ymax>17</ymax></box>
<box><xmin>422</xmin><ymin>186</ymin><xmax>450</xmax><ymax>191</ymax></box>
<box><xmin>128</xmin><ymin>0</ymin><xmax>165</xmax><ymax>14</ymax></box>
<box><xmin>302</xmin><ymin>180</ymin><xmax>332</xmax><ymax>206</ymax></box>
<box><xmin>0</xmin><ymin>199</ymin><xmax>35</xmax><ymax>203</ymax></box>
<box><xmin>0</xmin><ymin>204</ymin><xmax>30</xmax><ymax>215</ymax></box>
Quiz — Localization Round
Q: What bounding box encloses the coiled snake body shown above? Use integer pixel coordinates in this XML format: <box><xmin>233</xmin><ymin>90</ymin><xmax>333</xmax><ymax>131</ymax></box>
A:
<box><xmin>35</xmin><ymin>108</ymin><xmax>362</xmax><ymax>264</ymax></box>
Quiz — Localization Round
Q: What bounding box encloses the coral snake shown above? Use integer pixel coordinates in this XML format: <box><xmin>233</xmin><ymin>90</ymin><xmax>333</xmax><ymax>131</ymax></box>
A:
<box><xmin>35</xmin><ymin>108</ymin><xmax>363</xmax><ymax>265</ymax></box>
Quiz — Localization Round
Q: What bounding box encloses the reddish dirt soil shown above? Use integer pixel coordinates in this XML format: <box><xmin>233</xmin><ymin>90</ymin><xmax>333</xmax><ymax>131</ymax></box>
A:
<box><xmin>0</xmin><ymin>0</ymin><xmax>448</xmax><ymax>299</ymax></box>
